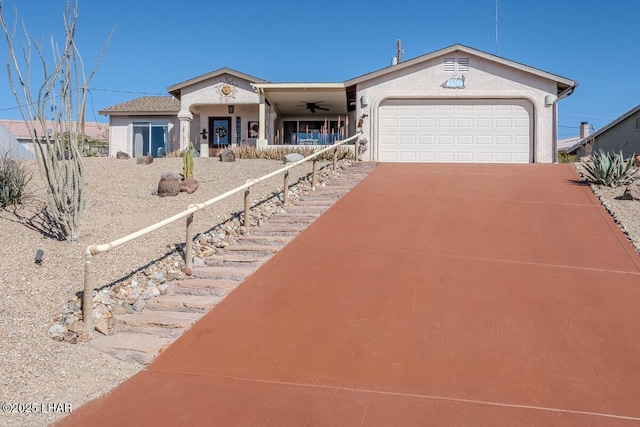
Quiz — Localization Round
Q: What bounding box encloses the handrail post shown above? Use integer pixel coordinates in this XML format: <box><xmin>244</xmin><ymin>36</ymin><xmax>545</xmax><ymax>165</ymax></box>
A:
<box><xmin>354</xmin><ymin>139</ymin><xmax>359</xmax><ymax>162</ymax></box>
<box><xmin>283</xmin><ymin>171</ymin><xmax>289</xmax><ymax>205</ymax></box>
<box><xmin>332</xmin><ymin>147</ymin><xmax>338</xmax><ymax>175</ymax></box>
<box><xmin>244</xmin><ymin>187</ymin><xmax>251</xmax><ymax>228</ymax></box>
<box><xmin>185</xmin><ymin>211</ymin><xmax>194</xmax><ymax>269</ymax></box>
<box><xmin>312</xmin><ymin>159</ymin><xmax>318</xmax><ymax>188</ymax></box>
<box><xmin>83</xmin><ymin>251</ymin><xmax>94</xmax><ymax>336</ymax></box>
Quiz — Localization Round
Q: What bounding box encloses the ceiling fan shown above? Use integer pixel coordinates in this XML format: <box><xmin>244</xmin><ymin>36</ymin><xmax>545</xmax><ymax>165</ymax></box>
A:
<box><xmin>298</xmin><ymin>102</ymin><xmax>330</xmax><ymax>113</ymax></box>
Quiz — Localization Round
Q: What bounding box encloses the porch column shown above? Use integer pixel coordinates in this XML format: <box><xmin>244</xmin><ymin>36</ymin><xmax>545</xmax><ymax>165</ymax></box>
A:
<box><xmin>178</xmin><ymin>110</ymin><xmax>193</xmax><ymax>151</ymax></box>
<box><xmin>257</xmin><ymin>94</ymin><xmax>268</xmax><ymax>149</ymax></box>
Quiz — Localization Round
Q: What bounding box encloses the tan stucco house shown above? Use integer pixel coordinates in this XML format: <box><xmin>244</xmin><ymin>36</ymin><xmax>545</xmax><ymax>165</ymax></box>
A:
<box><xmin>100</xmin><ymin>44</ymin><xmax>577</xmax><ymax>163</ymax></box>
<box><xmin>561</xmin><ymin>104</ymin><xmax>640</xmax><ymax>158</ymax></box>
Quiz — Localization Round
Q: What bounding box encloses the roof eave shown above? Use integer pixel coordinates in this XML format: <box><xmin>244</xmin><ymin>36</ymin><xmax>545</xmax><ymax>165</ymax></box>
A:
<box><xmin>167</xmin><ymin>67</ymin><xmax>268</xmax><ymax>98</ymax></box>
<box><xmin>344</xmin><ymin>43</ymin><xmax>577</xmax><ymax>89</ymax></box>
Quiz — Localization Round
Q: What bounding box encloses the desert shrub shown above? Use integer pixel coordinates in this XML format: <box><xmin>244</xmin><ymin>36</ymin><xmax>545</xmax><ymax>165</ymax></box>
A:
<box><xmin>0</xmin><ymin>152</ymin><xmax>32</xmax><ymax>208</ymax></box>
<box><xmin>580</xmin><ymin>149</ymin><xmax>637</xmax><ymax>187</ymax></box>
<box><xmin>557</xmin><ymin>152</ymin><xmax>577</xmax><ymax>163</ymax></box>
<box><xmin>230</xmin><ymin>145</ymin><xmax>354</xmax><ymax>161</ymax></box>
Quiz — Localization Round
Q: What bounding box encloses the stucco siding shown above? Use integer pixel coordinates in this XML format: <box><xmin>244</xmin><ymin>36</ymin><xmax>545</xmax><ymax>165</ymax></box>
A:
<box><xmin>592</xmin><ymin>112</ymin><xmax>640</xmax><ymax>158</ymax></box>
<box><xmin>181</xmin><ymin>74</ymin><xmax>260</xmax><ymax>109</ymax></box>
<box><xmin>108</xmin><ymin>116</ymin><xmax>177</xmax><ymax>156</ymax></box>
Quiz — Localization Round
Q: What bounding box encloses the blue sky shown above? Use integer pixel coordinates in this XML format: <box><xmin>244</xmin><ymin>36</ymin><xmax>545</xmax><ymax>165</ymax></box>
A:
<box><xmin>0</xmin><ymin>0</ymin><xmax>638</xmax><ymax>139</ymax></box>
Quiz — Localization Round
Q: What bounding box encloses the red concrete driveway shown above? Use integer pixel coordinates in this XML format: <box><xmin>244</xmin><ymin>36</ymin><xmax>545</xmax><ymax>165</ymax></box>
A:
<box><xmin>60</xmin><ymin>164</ymin><xmax>640</xmax><ymax>426</ymax></box>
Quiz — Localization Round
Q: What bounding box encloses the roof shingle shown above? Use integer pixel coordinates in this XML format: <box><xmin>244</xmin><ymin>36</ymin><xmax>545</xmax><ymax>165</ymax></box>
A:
<box><xmin>98</xmin><ymin>96</ymin><xmax>180</xmax><ymax>115</ymax></box>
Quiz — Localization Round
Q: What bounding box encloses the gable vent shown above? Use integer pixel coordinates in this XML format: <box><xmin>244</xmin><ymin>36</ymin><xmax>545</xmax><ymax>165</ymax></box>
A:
<box><xmin>458</xmin><ymin>57</ymin><xmax>470</xmax><ymax>72</ymax></box>
<box><xmin>444</xmin><ymin>58</ymin><xmax>455</xmax><ymax>72</ymax></box>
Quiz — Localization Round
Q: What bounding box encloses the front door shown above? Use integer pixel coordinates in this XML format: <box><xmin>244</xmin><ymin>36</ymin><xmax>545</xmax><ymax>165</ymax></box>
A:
<box><xmin>209</xmin><ymin>117</ymin><xmax>231</xmax><ymax>155</ymax></box>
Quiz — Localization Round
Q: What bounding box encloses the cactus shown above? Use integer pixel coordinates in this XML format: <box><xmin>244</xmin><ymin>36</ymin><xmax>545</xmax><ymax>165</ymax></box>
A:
<box><xmin>183</xmin><ymin>142</ymin><xmax>195</xmax><ymax>179</ymax></box>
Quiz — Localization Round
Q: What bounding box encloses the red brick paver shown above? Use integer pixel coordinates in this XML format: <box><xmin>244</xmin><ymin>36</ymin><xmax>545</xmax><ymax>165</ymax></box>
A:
<box><xmin>59</xmin><ymin>164</ymin><xmax>640</xmax><ymax>426</ymax></box>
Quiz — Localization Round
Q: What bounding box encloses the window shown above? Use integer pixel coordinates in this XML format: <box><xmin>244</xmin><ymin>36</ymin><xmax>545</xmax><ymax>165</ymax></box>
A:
<box><xmin>282</xmin><ymin>120</ymin><xmax>346</xmax><ymax>145</ymax></box>
<box><xmin>444</xmin><ymin>57</ymin><xmax>470</xmax><ymax>73</ymax></box>
<box><xmin>132</xmin><ymin>122</ymin><xmax>168</xmax><ymax>157</ymax></box>
<box><xmin>635</xmin><ymin>117</ymin><xmax>640</xmax><ymax>130</ymax></box>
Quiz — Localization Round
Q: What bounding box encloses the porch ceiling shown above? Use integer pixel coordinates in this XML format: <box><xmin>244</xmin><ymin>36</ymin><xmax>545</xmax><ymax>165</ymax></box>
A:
<box><xmin>254</xmin><ymin>84</ymin><xmax>349</xmax><ymax>116</ymax></box>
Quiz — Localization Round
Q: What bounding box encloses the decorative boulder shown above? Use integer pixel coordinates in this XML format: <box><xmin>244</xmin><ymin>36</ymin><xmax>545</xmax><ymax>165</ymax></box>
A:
<box><xmin>634</xmin><ymin>155</ymin><xmax>640</xmax><ymax>168</ymax></box>
<box><xmin>283</xmin><ymin>153</ymin><xmax>304</xmax><ymax>164</ymax></box>
<box><xmin>219</xmin><ymin>149</ymin><xmax>235</xmax><ymax>162</ymax></box>
<box><xmin>137</xmin><ymin>154</ymin><xmax>154</xmax><ymax>165</ymax></box>
<box><xmin>622</xmin><ymin>179</ymin><xmax>640</xmax><ymax>201</ymax></box>
<box><xmin>116</xmin><ymin>151</ymin><xmax>130</xmax><ymax>160</ymax></box>
<box><xmin>157</xmin><ymin>172</ymin><xmax>180</xmax><ymax>197</ymax></box>
<box><xmin>180</xmin><ymin>178</ymin><xmax>200</xmax><ymax>194</ymax></box>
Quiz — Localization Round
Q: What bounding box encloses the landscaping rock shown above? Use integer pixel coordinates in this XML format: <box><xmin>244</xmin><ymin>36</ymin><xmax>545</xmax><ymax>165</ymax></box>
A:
<box><xmin>623</xmin><ymin>180</ymin><xmax>640</xmax><ymax>201</ymax></box>
<box><xmin>136</xmin><ymin>154</ymin><xmax>154</xmax><ymax>165</ymax></box>
<box><xmin>219</xmin><ymin>149</ymin><xmax>236</xmax><ymax>162</ymax></box>
<box><xmin>283</xmin><ymin>153</ymin><xmax>304</xmax><ymax>164</ymax></box>
<box><xmin>116</xmin><ymin>151</ymin><xmax>130</xmax><ymax>159</ymax></box>
<box><xmin>158</xmin><ymin>172</ymin><xmax>180</xmax><ymax>197</ymax></box>
<box><xmin>180</xmin><ymin>178</ymin><xmax>199</xmax><ymax>194</ymax></box>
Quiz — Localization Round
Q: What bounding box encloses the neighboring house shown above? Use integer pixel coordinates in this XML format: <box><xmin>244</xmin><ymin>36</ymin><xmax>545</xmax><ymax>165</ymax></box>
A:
<box><xmin>0</xmin><ymin>124</ymin><xmax>35</xmax><ymax>159</ymax></box>
<box><xmin>100</xmin><ymin>44</ymin><xmax>577</xmax><ymax>163</ymax></box>
<box><xmin>557</xmin><ymin>122</ymin><xmax>591</xmax><ymax>156</ymax></box>
<box><xmin>562</xmin><ymin>105</ymin><xmax>640</xmax><ymax>158</ymax></box>
<box><xmin>0</xmin><ymin>119</ymin><xmax>109</xmax><ymax>155</ymax></box>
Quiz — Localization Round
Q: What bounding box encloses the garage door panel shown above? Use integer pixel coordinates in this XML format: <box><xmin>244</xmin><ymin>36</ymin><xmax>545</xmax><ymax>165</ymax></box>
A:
<box><xmin>378</xmin><ymin>99</ymin><xmax>531</xmax><ymax>163</ymax></box>
<box><xmin>419</xmin><ymin>152</ymin><xmax>436</xmax><ymax>161</ymax></box>
<box><xmin>400</xmin><ymin>135</ymin><xmax>417</xmax><ymax>145</ymax></box>
<box><xmin>456</xmin><ymin>152</ymin><xmax>473</xmax><ymax>162</ymax></box>
<box><xmin>380</xmin><ymin>151</ymin><xmax>398</xmax><ymax>161</ymax></box>
<box><xmin>438</xmin><ymin>135</ymin><xmax>454</xmax><ymax>145</ymax></box>
<box><xmin>398</xmin><ymin>152</ymin><xmax>417</xmax><ymax>162</ymax></box>
<box><xmin>419</xmin><ymin>135</ymin><xmax>435</xmax><ymax>146</ymax></box>
<box><xmin>438</xmin><ymin>118</ymin><xmax>455</xmax><ymax>128</ymax></box>
<box><xmin>457</xmin><ymin>118</ymin><xmax>474</xmax><ymax>127</ymax></box>
<box><xmin>476</xmin><ymin>152</ymin><xmax>493</xmax><ymax>162</ymax></box>
<box><xmin>458</xmin><ymin>135</ymin><xmax>473</xmax><ymax>145</ymax></box>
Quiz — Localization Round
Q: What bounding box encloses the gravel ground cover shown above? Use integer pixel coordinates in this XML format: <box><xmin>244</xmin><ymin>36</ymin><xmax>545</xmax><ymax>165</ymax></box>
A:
<box><xmin>0</xmin><ymin>159</ymin><xmax>638</xmax><ymax>426</ymax></box>
<box><xmin>0</xmin><ymin>156</ymin><xmax>327</xmax><ymax>427</ymax></box>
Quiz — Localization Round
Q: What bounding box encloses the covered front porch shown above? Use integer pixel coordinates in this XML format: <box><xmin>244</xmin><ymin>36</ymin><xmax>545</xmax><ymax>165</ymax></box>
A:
<box><xmin>169</xmin><ymin>70</ymin><xmax>357</xmax><ymax>156</ymax></box>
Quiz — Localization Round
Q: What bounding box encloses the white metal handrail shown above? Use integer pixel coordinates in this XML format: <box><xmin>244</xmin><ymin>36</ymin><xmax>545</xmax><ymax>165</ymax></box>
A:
<box><xmin>82</xmin><ymin>132</ymin><xmax>362</xmax><ymax>333</ymax></box>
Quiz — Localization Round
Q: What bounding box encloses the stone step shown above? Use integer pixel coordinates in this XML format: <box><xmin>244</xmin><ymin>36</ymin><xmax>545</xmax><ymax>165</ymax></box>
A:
<box><xmin>284</xmin><ymin>206</ymin><xmax>330</xmax><ymax>214</ymax></box>
<box><xmin>256</xmin><ymin>222</ymin><xmax>308</xmax><ymax>230</ymax></box>
<box><xmin>190</xmin><ymin>266</ymin><xmax>254</xmax><ymax>281</ymax></box>
<box><xmin>265</xmin><ymin>215</ymin><xmax>318</xmax><ymax>224</ymax></box>
<box><xmin>147</xmin><ymin>294</ymin><xmax>225</xmax><ymax>312</ymax></box>
<box><xmin>204</xmin><ymin>253</ymin><xmax>271</xmax><ymax>268</ymax></box>
<box><xmin>245</xmin><ymin>227</ymin><xmax>301</xmax><ymax>237</ymax></box>
<box><xmin>292</xmin><ymin>199</ymin><xmax>338</xmax><ymax>206</ymax></box>
<box><xmin>90</xmin><ymin>332</ymin><xmax>173</xmax><ymax>365</ymax></box>
<box><xmin>117</xmin><ymin>311</ymin><xmax>201</xmax><ymax>329</ymax></box>
<box><xmin>235</xmin><ymin>235</ymin><xmax>292</xmax><ymax>246</ymax></box>
<box><xmin>174</xmin><ymin>279</ymin><xmax>239</xmax><ymax>296</ymax></box>
<box><xmin>224</xmin><ymin>245</ymin><xmax>281</xmax><ymax>256</ymax></box>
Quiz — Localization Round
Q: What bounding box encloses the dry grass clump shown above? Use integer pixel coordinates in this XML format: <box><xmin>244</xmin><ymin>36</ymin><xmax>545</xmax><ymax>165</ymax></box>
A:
<box><xmin>231</xmin><ymin>145</ymin><xmax>354</xmax><ymax>161</ymax></box>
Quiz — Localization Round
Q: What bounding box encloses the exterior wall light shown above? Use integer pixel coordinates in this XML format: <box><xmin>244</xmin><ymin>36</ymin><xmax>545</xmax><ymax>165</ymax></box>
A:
<box><xmin>544</xmin><ymin>95</ymin><xmax>556</xmax><ymax>107</ymax></box>
<box><xmin>360</xmin><ymin>96</ymin><xmax>369</xmax><ymax>108</ymax></box>
<box><xmin>228</xmin><ymin>105</ymin><xmax>235</xmax><ymax>114</ymax></box>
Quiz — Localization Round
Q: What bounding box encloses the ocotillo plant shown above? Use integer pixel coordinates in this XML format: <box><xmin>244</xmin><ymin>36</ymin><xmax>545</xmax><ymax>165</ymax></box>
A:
<box><xmin>183</xmin><ymin>142</ymin><xmax>195</xmax><ymax>179</ymax></box>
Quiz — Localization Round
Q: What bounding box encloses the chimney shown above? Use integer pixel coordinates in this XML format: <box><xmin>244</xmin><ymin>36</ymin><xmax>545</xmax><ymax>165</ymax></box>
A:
<box><xmin>580</xmin><ymin>122</ymin><xmax>590</xmax><ymax>139</ymax></box>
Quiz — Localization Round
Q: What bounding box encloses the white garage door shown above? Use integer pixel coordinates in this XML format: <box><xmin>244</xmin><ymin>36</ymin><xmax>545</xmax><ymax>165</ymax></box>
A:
<box><xmin>378</xmin><ymin>99</ymin><xmax>532</xmax><ymax>163</ymax></box>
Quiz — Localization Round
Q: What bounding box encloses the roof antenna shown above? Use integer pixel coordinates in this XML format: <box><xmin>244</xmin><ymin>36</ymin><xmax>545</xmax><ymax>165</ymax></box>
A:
<box><xmin>396</xmin><ymin>39</ymin><xmax>403</xmax><ymax>63</ymax></box>
<box><xmin>495</xmin><ymin>0</ymin><xmax>499</xmax><ymax>54</ymax></box>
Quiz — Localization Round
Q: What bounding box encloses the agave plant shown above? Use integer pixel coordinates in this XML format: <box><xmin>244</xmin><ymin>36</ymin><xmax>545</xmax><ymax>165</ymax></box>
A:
<box><xmin>580</xmin><ymin>149</ymin><xmax>638</xmax><ymax>187</ymax></box>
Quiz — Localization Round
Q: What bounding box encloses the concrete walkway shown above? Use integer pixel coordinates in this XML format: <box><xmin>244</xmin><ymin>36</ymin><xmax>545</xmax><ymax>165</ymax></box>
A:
<box><xmin>59</xmin><ymin>164</ymin><xmax>640</xmax><ymax>426</ymax></box>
